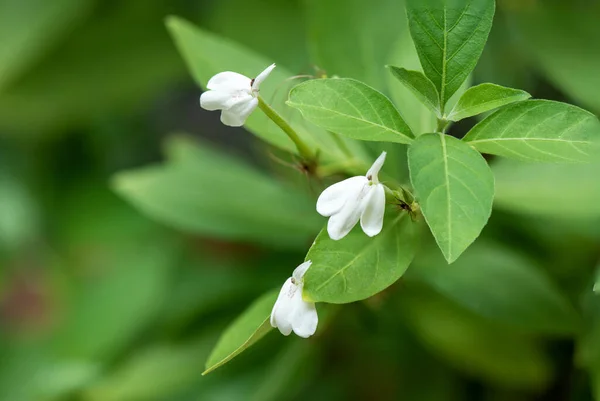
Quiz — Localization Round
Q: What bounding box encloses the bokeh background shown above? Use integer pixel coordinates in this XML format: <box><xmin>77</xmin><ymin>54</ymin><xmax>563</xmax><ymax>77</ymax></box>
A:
<box><xmin>1</xmin><ymin>0</ymin><xmax>600</xmax><ymax>400</ymax></box>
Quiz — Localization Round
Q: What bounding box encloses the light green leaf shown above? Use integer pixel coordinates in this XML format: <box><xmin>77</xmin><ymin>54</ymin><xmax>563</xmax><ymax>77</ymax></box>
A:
<box><xmin>165</xmin><ymin>16</ymin><xmax>358</xmax><ymax>162</ymax></box>
<box><xmin>387</xmin><ymin>66</ymin><xmax>440</xmax><ymax>115</ymax></box>
<box><xmin>305</xmin><ymin>0</ymin><xmax>406</xmax><ymax>92</ymax></box>
<box><xmin>304</xmin><ymin>213</ymin><xmax>419</xmax><ymax>303</ymax></box>
<box><xmin>447</xmin><ymin>83</ymin><xmax>531</xmax><ymax>121</ymax></box>
<box><xmin>408</xmin><ymin>133</ymin><xmax>494</xmax><ymax>263</ymax></box>
<box><xmin>0</xmin><ymin>0</ymin><xmax>93</xmax><ymax>90</ymax></box>
<box><xmin>287</xmin><ymin>78</ymin><xmax>414</xmax><ymax>144</ymax></box>
<box><xmin>408</xmin><ymin>241</ymin><xmax>579</xmax><ymax>335</ymax></box>
<box><xmin>113</xmin><ymin>136</ymin><xmax>321</xmax><ymax>249</ymax></box>
<box><xmin>463</xmin><ymin>100</ymin><xmax>600</xmax><ymax>163</ymax></box>
<box><xmin>400</xmin><ymin>285</ymin><xmax>552</xmax><ymax>389</ymax></box>
<box><xmin>203</xmin><ymin>290</ymin><xmax>278</xmax><ymax>375</ymax></box>
<box><xmin>492</xmin><ymin>158</ymin><xmax>600</xmax><ymax>219</ymax></box>
<box><xmin>405</xmin><ymin>0</ymin><xmax>495</xmax><ymax>106</ymax></box>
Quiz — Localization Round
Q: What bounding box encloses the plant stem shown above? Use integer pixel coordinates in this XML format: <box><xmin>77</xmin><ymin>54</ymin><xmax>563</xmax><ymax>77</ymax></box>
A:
<box><xmin>257</xmin><ymin>96</ymin><xmax>315</xmax><ymax>161</ymax></box>
<box><xmin>436</xmin><ymin>118</ymin><xmax>449</xmax><ymax>134</ymax></box>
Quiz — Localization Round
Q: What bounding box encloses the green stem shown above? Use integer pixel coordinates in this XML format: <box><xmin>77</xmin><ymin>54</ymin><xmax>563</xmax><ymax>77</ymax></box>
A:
<box><xmin>436</xmin><ymin>118</ymin><xmax>449</xmax><ymax>134</ymax></box>
<box><xmin>257</xmin><ymin>96</ymin><xmax>315</xmax><ymax>161</ymax></box>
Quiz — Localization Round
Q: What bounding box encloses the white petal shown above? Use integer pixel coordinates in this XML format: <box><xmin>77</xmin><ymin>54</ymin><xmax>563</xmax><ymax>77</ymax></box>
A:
<box><xmin>220</xmin><ymin>97</ymin><xmax>259</xmax><ymax>127</ymax></box>
<box><xmin>290</xmin><ymin>288</ymin><xmax>318</xmax><ymax>338</ymax></box>
<box><xmin>366</xmin><ymin>151</ymin><xmax>387</xmax><ymax>184</ymax></box>
<box><xmin>252</xmin><ymin>63</ymin><xmax>276</xmax><ymax>91</ymax></box>
<box><xmin>316</xmin><ymin>176</ymin><xmax>367</xmax><ymax>217</ymax></box>
<box><xmin>360</xmin><ymin>184</ymin><xmax>386</xmax><ymax>237</ymax></box>
<box><xmin>292</xmin><ymin>260</ymin><xmax>312</xmax><ymax>282</ymax></box>
<box><xmin>327</xmin><ymin>184</ymin><xmax>370</xmax><ymax>240</ymax></box>
<box><xmin>200</xmin><ymin>90</ymin><xmax>233</xmax><ymax>111</ymax></box>
<box><xmin>270</xmin><ymin>278</ymin><xmax>296</xmax><ymax>336</ymax></box>
<box><xmin>206</xmin><ymin>71</ymin><xmax>251</xmax><ymax>91</ymax></box>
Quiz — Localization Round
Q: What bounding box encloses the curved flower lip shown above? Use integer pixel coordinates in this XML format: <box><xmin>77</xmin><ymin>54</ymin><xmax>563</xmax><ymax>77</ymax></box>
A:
<box><xmin>316</xmin><ymin>151</ymin><xmax>387</xmax><ymax>240</ymax></box>
<box><xmin>270</xmin><ymin>261</ymin><xmax>318</xmax><ymax>338</ymax></box>
<box><xmin>199</xmin><ymin>63</ymin><xmax>276</xmax><ymax>127</ymax></box>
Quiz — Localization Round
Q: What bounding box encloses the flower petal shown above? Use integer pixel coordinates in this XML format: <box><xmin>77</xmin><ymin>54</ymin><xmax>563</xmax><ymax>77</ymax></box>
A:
<box><xmin>366</xmin><ymin>151</ymin><xmax>387</xmax><ymax>184</ymax></box>
<box><xmin>290</xmin><ymin>289</ymin><xmax>318</xmax><ymax>338</ymax></box>
<box><xmin>316</xmin><ymin>176</ymin><xmax>367</xmax><ymax>217</ymax></box>
<box><xmin>292</xmin><ymin>260</ymin><xmax>312</xmax><ymax>282</ymax></box>
<box><xmin>220</xmin><ymin>97</ymin><xmax>259</xmax><ymax>127</ymax></box>
<box><xmin>206</xmin><ymin>71</ymin><xmax>251</xmax><ymax>91</ymax></box>
<box><xmin>327</xmin><ymin>184</ymin><xmax>370</xmax><ymax>240</ymax></box>
<box><xmin>270</xmin><ymin>278</ymin><xmax>296</xmax><ymax>336</ymax></box>
<box><xmin>360</xmin><ymin>184</ymin><xmax>386</xmax><ymax>237</ymax></box>
<box><xmin>200</xmin><ymin>90</ymin><xmax>234</xmax><ymax>111</ymax></box>
<box><xmin>252</xmin><ymin>63</ymin><xmax>276</xmax><ymax>91</ymax></box>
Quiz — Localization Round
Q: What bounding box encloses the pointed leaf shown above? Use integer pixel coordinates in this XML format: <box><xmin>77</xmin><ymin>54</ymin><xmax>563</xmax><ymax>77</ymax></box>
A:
<box><xmin>304</xmin><ymin>213</ymin><xmax>419</xmax><ymax>303</ymax></box>
<box><xmin>113</xmin><ymin>136</ymin><xmax>321</xmax><ymax>249</ymax></box>
<box><xmin>447</xmin><ymin>83</ymin><xmax>530</xmax><ymax>121</ymax></box>
<box><xmin>387</xmin><ymin>66</ymin><xmax>440</xmax><ymax>115</ymax></box>
<box><xmin>406</xmin><ymin>0</ymin><xmax>495</xmax><ymax>106</ymax></box>
<box><xmin>203</xmin><ymin>290</ymin><xmax>278</xmax><ymax>375</ymax></box>
<box><xmin>408</xmin><ymin>133</ymin><xmax>494</xmax><ymax>263</ymax></box>
<box><xmin>287</xmin><ymin>78</ymin><xmax>414</xmax><ymax>144</ymax></box>
<box><xmin>463</xmin><ymin>100</ymin><xmax>600</xmax><ymax>163</ymax></box>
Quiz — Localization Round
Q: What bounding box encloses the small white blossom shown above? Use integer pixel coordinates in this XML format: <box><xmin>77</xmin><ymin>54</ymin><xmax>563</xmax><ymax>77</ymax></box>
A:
<box><xmin>270</xmin><ymin>261</ymin><xmax>318</xmax><ymax>338</ymax></box>
<box><xmin>200</xmin><ymin>63</ymin><xmax>276</xmax><ymax>127</ymax></box>
<box><xmin>317</xmin><ymin>152</ymin><xmax>387</xmax><ymax>240</ymax></box>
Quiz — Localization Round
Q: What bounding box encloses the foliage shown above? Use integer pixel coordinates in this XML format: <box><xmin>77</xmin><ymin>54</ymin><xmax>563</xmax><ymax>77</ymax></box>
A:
<box><xmin>1</xmin><ymin>0</ymin><xmax>600</xmax><ymax>400</ymax></box>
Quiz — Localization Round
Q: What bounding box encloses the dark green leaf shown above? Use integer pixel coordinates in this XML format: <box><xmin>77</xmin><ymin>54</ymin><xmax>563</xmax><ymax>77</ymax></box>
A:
<box><xmin>406</xmin><ymin>0</ymin><xmax>495</xmax><ymax>106</ymax></box>
<box><xmin>387</xmin><ymin>66</ymin><xmax>440</xmax><ymax>115</ymax></box>
<box><xmin>409</xmin><ymin>241</ymin><xmax>579</xmax><ymax>335</ymax></box>
<box><xmin>400</xmin><ymin>285</ymin><xmax>552</xmax><ymax>389</ymax></box>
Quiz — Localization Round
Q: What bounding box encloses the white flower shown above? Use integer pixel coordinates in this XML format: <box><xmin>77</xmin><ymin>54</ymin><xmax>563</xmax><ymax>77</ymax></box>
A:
<box><xmin>317</xmin><ymin>152</ymin><xmax>387</xmax><ymax>240</ymax></box>
<box><xmin>199</xmin><ymin>63</ymin><xmax>276</xmax><ymax>127</ymax></box>
<box><xmin>270</xmin><ymin>261</ymin><xmax>318</xmax><ymax>338</ymax></box>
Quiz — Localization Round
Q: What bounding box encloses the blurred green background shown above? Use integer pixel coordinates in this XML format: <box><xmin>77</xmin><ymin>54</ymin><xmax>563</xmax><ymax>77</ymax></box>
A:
<box><xmin>1</xmin><ymin>0</ymin><xmax>600</xmax><ymax>400</ymax></box>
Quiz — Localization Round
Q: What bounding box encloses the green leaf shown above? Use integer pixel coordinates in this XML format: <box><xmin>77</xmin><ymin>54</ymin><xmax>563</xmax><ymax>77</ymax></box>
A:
<box><xmin>113</xmin><ymin>136</ymin><xmax>322</xmax><ymax>249</ymax></box>
<box><xmin>408</xmin><ymin>241</ymin><xmax>579</xmax><ymax>335</ymax></box>
<box><xmin>447</xmin><ymin>83</ymin><xmax>531</xmax><ymax>121</ymax></box>
<box><xmin>405</xmin><ymin>0</ymin><xmax>495</xmax><ymax>106</ymax></box>
<box><xmin>304</xmin><ymin>213</ymin><xmax>419</xmax><ymax>303</ymax></box>
<box><xmin>203</xmin><ymin>290</ymin><xmax>278</xmax><ymax>375</ymax></box>
<box><xmin>463</xmin><ymin>100</ymin><xmax>600</xmax><ymax>163</ymax></box>
<box><xmin>387</xmin><ymin>66</ymin><xmax>440</xmax><ymax>115</ymax></box>
<box><xmin>400</xmin><ymin>285</ymin><xmax>552</xmax><ymax>389</ymax></box>
<box><xmin>165</xmin><ymin>16</ymin><xmax>359</xmax><ymax>162</ymax></box>
<box><xmin>408</xmin><ymin>133</ymin><xmax>494</xmax><ymax>263</ymax></box>
<box><xmin>287</xmin><ymin>78</ymin><xmax>414</xmax><ymax>144</ymax></box>
<box><xmin>305</xmin><ymin>0</ymin><xmax>406</xmax><ymax>92</ymax></box>
<box><xmin>386</xmin><ymin>20</ymin><xmax>438</xmax><ymax>136</ymax></box>
<box><xmin>492</xmin><ymin>159</ymin><xmax>600</xmax><ymax>219</ymax></box>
